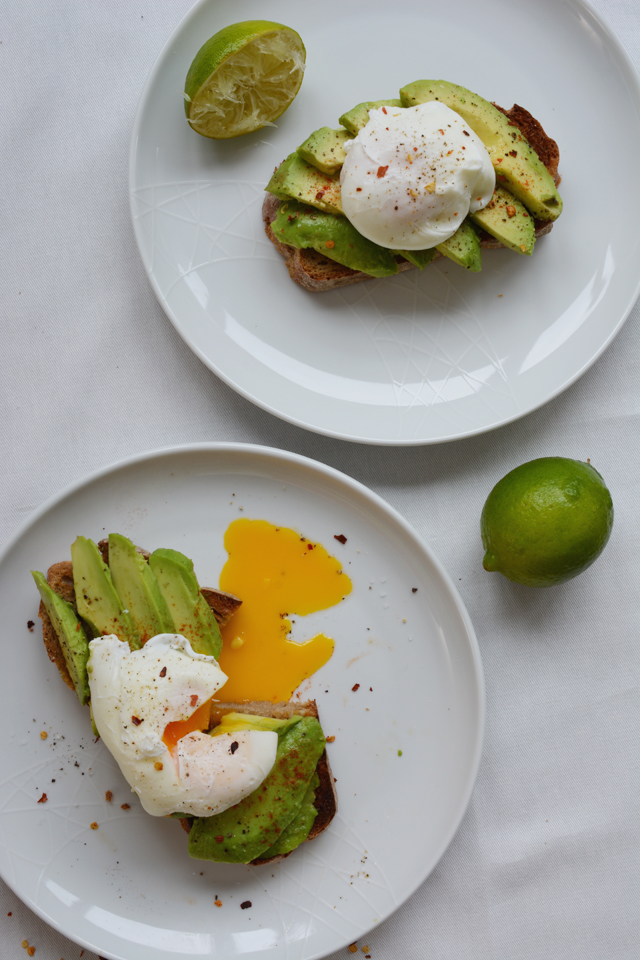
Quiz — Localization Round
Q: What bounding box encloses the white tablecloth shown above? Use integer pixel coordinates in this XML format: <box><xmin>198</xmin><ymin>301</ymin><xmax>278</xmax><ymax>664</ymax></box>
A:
<box><xmin>1</xmin><ymin>1</ymin><xmax>638</xmax><ymax>958</ymax></box>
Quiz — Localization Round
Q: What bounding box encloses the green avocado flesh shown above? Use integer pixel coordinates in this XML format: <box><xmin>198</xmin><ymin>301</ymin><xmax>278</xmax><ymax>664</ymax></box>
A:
<box><xmin>297</xmin><ymin>127</ymin><xmax>350</xmax><ymax>174</ymax></box>
<box><xmin>31</xmin><ymin>570</ymin><xmax>90</xmax><ymax>704</ymax></box>
<box><xmin>339</xmin><ymin>99</ymin><xmax>402</xmax><ymax>136</ymax></box>
<box><xmin>399</xmin><ymin>80</ymin><xmax>562</xmax><ymax>221</ymax></box>
<box><xmin>188</xmin><ymin>716</ymin><xmax>326</xmax><ymax>863</ymax></box>
<box><xmin>470</xmin><ymin>186</ymin><xmax>535</xmax><ymax>254</ymax></box>
<box><xmin>260</xmin><ymin>771</ymin><xmax>320</xmax><ymax>858</ymax></box>
<box><xmin>148</xmin><ymin>548</ymin><xmax>222</xmax><ymax>659</ymax></box>
<box><xmin>393</xmin><ymin>248</ymin><xmax>438</xmax><ymax>271</ymax></box>
<box><xmin>71</xmin><ymin>536</ymin><xmax>141</xmax><ymax>649</ymax></box>
<box><xmin>437</xmin><ymin>219</ymin><xmax>482</xmax><ymax>271</ymax></box>
<box><xmin>266</xmin><ymin>153</ymin><xmax>343</xmax><ymax>215</ymax></box>
<box><xmin>273</xmin><ymin>200</ymin><xmax>399</xmax><ymax>278</ymax></box>
<box><xmin>108</xmin><ymin>534</ymin><xmax>174</xmax><ymax>643</ymax></box>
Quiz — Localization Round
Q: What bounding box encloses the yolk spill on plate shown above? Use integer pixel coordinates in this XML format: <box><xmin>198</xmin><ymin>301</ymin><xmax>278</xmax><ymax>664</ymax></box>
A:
<box><xmin>217</xmin><ymin>519</ymin><xmax>352</xmax><ymax>702</ymax></box>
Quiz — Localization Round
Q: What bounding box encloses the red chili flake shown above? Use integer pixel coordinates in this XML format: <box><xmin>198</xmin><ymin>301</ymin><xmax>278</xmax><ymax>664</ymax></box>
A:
<box><xmin>307</xmin><ymin>543</ymin><xmax>314</xmax><ymax>550</ymax></box>
<box><xmin>326</xmin><ymin>735</ymin><xmax>336</xmax><ymax>743</ymax></box>
<box><xmin>356</xmin><ymin>187</ymin><xmax>362</xmax><ymax>192</ymax></box>
<box><xmin>412</xmin><ymin>587</ymin><xmax>418</xmax><ymax>593</ymax></box>
<box><xmin>325</xmin><ymin>240</ymin><xmax>335</xmax><ymax>249</ymax></box>
<box><xmin>497</xmin><ymin>174</ymin><xmax>506</xmax><ymax>182</ymax></box>
<box><xmin>76</xmin><ymin>622</ymin><xmax>81</xmax><ymax>631</ymax></box>
<box><xmin>352</xmin><ymin>683</ymin><xmax>360</xmax><ymax>692</ymax></box>
<box><xmin>240</xmin><ymin>901</ymin><xmax>252</xmax><ymax>910</ymax></box>
<box><xmin>334</xmin><ymin>534</ymin><xmax>347</xmax><ymax>544</ymax></box>
<box><xmin>121</xmin><ymin>803</ymin><xmax>130</xmax><ymax>810</ymax></box>
<box><xmin>159</xmin><ymin>666</ymin><xmax>167</xmax><ymax>678</ymax></box>
<box><xmin>509</xmin><ymin>150</ymin><xmax>518</xmax><ymax>157</ymax></box>
<box><xmin>381</xmin><ymin>106</ymin><xmax>387</xmax><ymax>114</ymax></box>
<box><xmin>27</xmin><ymin>620</ymin><xmax>34</xmax><ymax>630</ymax></box>
<box><xmin>286</xmin><ymin>213</ymin><xmax>298</xmax><ymax>222</ymax></box>
<box><xmin>105</xmin><ymin>790</ymin><xmax>113</xmax><ymax>802</ymax></box>
<box><xmin>376</xmin><ymin>165</ymin><xmax>389</xmax><ymax>178</ymax></box>
<box><xmin>315</xmin><ymin>190</ymin><xmax>325</xmax><ymax>200</ymax></box>
<box><xmin>37</xmin><ymin>792</ymin><xmax>47</xmax><ymax>804</ymax></box>
<box><xmin>495</xmin><ymin>157</ymin><xmax>503</xmax><ymax>163</ymax></box>
<box><xmin>438</xmin><ymin>128</ymin><xmax>445</xmax><ymax>135</ymax></box>
<box><xmin>190</xmin><ymin>695</ymin><xmax>199</xmax><ymax>707</ymax></box>
<box><xmin>214</xmin><ymin>899</ymin><xmax>222</xmax><ymax>907</ymax></box>
<box><xmin>215</xmin><ymin>835</ymin><xmax>224</xmax><ymax>843</ymax></box>
<box><xmin>131</xmin><ymin>716</ymin><xmax>143</xmax><ymax>726</ymax></box>
<box><xmin>463</xmin><ymin>130</ymin><xmax>470</xmax><ymax>136</ymax></box>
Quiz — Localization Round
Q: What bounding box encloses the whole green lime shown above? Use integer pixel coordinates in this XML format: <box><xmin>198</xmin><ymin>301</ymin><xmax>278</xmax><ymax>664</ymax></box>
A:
<box><xmin>481</xmin><ymin>457</ymin><xmax>613</xmax><ymax>587</ymax></box>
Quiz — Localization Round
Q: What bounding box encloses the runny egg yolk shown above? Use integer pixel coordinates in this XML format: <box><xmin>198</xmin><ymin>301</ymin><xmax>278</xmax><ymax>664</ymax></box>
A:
<box><xmin>217</xmin><ymin>519</ymin><xmax>352</xmax><ymax>702</ymax></box>
<box><xmin>162</xmin><ymin>697</ymin><xmax>212</xmax><ymax>759</ymax></box>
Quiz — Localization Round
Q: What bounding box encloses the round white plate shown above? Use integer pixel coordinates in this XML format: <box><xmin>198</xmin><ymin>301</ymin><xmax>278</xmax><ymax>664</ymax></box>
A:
<box><xmin>130</xmin><ymin>0</ymin><xmax>640</xmax><ymax>445</ymax></box>
<box><xmin>0</xmin><ymin>444</ymin><xmax>483</xmax><ymax>960</ymax></box>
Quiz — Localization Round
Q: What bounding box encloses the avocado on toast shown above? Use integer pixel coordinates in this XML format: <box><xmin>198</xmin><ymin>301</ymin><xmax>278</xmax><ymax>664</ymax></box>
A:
<box><xmin>263</xmin><ymin>82</ymin><xmax>561</xmax><ymax>292</ymax></box>
<box><xmin>32</xmin><ymin>535</ymin><xmax>336</xmax><ymax>865</ymax></box>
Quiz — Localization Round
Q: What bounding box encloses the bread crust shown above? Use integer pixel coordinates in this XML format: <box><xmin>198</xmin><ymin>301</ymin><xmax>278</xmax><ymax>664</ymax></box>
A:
<box><xmin>263</xmin><ymin>102</ymin><xmax>560</xmax><ymax>292</ymax></box>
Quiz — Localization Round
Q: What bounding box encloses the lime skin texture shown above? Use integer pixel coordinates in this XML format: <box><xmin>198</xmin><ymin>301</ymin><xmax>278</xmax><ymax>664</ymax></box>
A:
<box><xmin>481</xmin><ymin>457</ymin><xmax>614</xmax><ymax>588</ymax></box>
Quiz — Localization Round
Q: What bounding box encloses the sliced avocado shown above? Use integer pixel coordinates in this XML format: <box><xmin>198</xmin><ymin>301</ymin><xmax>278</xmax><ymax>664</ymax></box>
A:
<box><xmin>273</xmin><ymin>199</ymin><xmax>399</xmax><ymax>278</ymax></box>
<box><xmin>210</xmin><ymin>712</ymin><xmax>301</xmax><ymax>737</ymax></box>
<box><xmin>394</xmin><ymin>248</ymin><xmax>438</xmax><ymax>271</ymax></box>
<box><xmin>70</xmin><ymin>536</ymin><xmax>140</xmax><ymax>649</ymax></box>
<box><xmin>259</xmin><ymin>771</ymin><xmax>320</xmax><ymax>858</ymax></box>
<box><xmin>470</xmin><ymin>185</ymin><xmax>535</xmax><ymax>255</ymax></box>
<box><xmin>188</xmin><ymin>716</ymin><xmax>326</xmax><ymax>863</ymax></box>
<box><xmin>297</xmin><ymin>127</ymin><xmax>350</xmax><ymax>174</ymax></box>
<box><xmin>436</xmin><ymin>219</ymin><xmax>482</xmax><ymax>271</ymax></box>
<box><xmin>339</xmin><ymin>99</ymin><xmax>402</xmax><ymax>136</ymax></box>
<box><xmin>399</xmin><ymin>80</ymin><xmax>562</xmax><ymax>222</ymax></box>
<box><xmin>108</xmin><ymin>534</ymin><xmax>173</xmax><ymax>643</ymax></box>
<box><xmin>266</xmin><ymin>153</ymin><xmax>343</xmax><ymax>215</ymax></box>
<box><xmin>148</xmin><ymin>548</ymin><xmax>222</xmax><ymax>659</ymax></box>
<box><xmin>31</xmin><ymin>570</ymin><xmax>90</xmax><ymax>704</ymax></box>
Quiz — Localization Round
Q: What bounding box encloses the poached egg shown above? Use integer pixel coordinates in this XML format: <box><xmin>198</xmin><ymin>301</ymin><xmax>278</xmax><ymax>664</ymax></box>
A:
<box><xmin>340</xmin><ymin>101</ymin><xmax>495</xmax><ymax>249</ymax></box>
<box><xmin>88</xmin><ymin>633</ymin><xmax>277</xmax><ymax>817</ymax></box>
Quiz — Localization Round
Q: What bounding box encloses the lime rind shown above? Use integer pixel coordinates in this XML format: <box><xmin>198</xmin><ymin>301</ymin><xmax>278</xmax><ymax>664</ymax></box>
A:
<box><xmin>480</xmin><ymin>457</ymin><xmax>614</xmax><ymax>588</ymax></box>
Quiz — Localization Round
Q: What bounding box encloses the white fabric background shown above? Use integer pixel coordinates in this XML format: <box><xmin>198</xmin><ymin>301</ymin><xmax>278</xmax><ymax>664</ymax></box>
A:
<box><xmin>1</xmin><ymin>1</ymin><xmax>638</xmax><ymax>958</ymax></box>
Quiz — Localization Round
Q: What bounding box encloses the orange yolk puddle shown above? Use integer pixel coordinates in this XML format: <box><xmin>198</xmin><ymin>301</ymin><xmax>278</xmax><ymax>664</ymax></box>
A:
<box><xmin>216</xmin><ymin>519</ymin><xmax>352</xmax><ymax>702</ymax></box>
<box><xmin>162</xmin><ymin>698</ymin><xmax>212</xmax><ymax>759</ymax></box>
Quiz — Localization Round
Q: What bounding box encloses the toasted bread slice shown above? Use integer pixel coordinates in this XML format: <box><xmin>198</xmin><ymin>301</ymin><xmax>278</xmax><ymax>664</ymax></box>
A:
<box><xmin>35</xmin><ymin>549</ymin><xmax>336</xmax><ymax>864</ymax></box>
<box><xmin>263</xmin><ymin>102</ymin><xmax>560</xmax><ymax>292</ymax></box>
<box><xmin>179</xmin><ymin>699</ymin><xmax>337</xmax><ymax>865</ymax></box>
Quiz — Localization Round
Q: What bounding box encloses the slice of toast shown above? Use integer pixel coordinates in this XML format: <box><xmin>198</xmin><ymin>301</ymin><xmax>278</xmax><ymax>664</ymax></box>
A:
<box><xmin>263</xmin><ymin>102</ymin><xmax>560</xmax><ymax>292</ymax></box>
<box><xmin>179</xmin><ymin>699</ymin><xmax>337</xmax><ymax>865</ymax></box>
<box><xmin>35</xmin><ymin>549</ymin><xmax>336</xmax><ymax>864</ymax></box>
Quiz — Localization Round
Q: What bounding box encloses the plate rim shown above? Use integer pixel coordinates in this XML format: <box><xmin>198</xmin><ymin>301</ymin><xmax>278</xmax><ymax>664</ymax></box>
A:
<box><xmin>128</xmin><ymin>0</ymin><xmax>640</xmax><ymax>446</ymax></box>
<box><xmin>0</xmin><ymin>441</ymin><xmax>485</xmax><ymax>960</ymax></box>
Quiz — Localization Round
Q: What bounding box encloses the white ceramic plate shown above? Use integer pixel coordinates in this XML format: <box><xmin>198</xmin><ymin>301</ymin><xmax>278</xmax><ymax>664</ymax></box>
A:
<box><xmin>0</xmin><ymin>444</ymin><xmax>483</xmax><ymax>960</ymax></box>
<box><xmin>130</xmin><ymin>0</ymin><xmax>640</xmax><ymax>445</ymax></box>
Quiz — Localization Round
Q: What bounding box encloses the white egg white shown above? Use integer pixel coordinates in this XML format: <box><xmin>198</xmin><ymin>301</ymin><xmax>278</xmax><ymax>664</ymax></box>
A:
<box><xmin>340</xmin><ymin>101</ymin><xmax>495</xmax><ymax>249</ymax></box>
<box><xmin>88</xmin><ymin>634</ymin><xmax>277</xmax><ymax>817</ymax></box>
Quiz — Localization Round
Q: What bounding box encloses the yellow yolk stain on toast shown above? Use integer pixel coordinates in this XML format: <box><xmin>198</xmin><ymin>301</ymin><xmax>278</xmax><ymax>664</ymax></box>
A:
<box><xmin>217</xmin><ymin>519</ymin><xmax>351</xmax><ymax>701</ymax></box>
